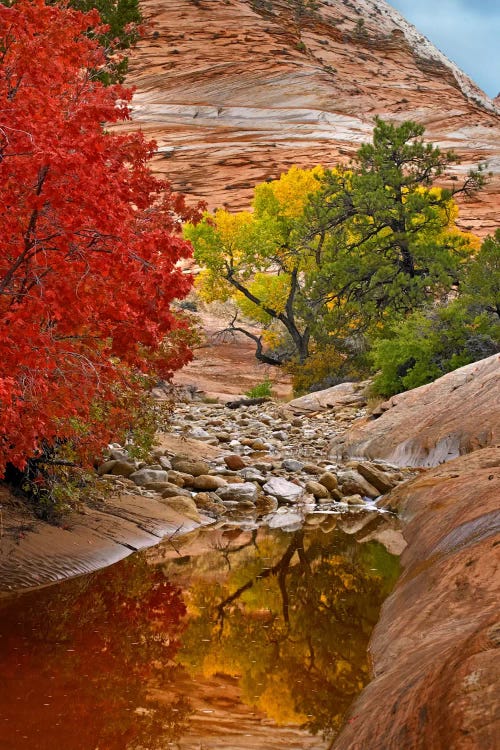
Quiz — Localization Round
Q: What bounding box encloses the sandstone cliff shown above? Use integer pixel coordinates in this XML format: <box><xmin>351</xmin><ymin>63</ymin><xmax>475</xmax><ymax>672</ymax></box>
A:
<box><xmin>116</xmin><ymin>0</ymin><xmax>500</xmax><ymax>235</ymax></box>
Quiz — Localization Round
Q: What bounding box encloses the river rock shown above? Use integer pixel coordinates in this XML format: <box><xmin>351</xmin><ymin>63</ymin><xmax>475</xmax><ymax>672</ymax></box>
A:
<box><xmin>167</xmin><ymin>470</ymin><xmax>186</xmax><ymax>487</ymax></box>
<box><xmin>187</xmin><ymin>426</ymin><xmax>211</xmax><ymax>440</ymax></box>
<box><xmin>305</xmin><ymin>480</ymin><xmax>330</xmax><ymax>500</ymax></box>
<box><xmin>272</xmin><ymin>430</ymin><xmax>288</xmax><ymax>441</ymax></box>
<box><xmin>344</xmin><ymin>494</ymin><xmax>365</xmax><ymax>505</ymax></box>
<box><xmin>224</xmin><ymin>454</ymin><xmax>246</xmax><ymax>470</ymax></box>
<box><xmin>161</xmin><ymin>485</ymin><xmax>192</xmax><ymax>499</ymax></box>
<box><xmin>215</xmin><ymin>482</ymin><xmax>259</xmax><ymax>503</ymax></box>
<box><xmin>251</xmin><ymin>439</ymin><xmax>269</xmax><ymax>451</ymax></box>
<box><xmin>110</xmin><ymin>460</ymin><xmax>136</xmax><ymax>477</ymax></box>
<box><xmin>158</xmin><ymin>455</ymin><xmax>172</xmax><ymax>470</ymax></box>
<box><xmin>129</xmin><ymin>468</ymin><xmax>169</xmax><ymax>486</ymax></box>
<box><xmin>318</xmin><ymin>471</ymin><xmax>338</xmax><ymax>491</ymax></box>
<box><xmin>303</xmin><ymin>463</ymin><xmax>323</xmax><ymax>475</ymax></box>
<box><xmin>262</xmin><ymin>477</ymin><xmax>304</xmax><ymax>503</ymax></box>
<box><xmin>108</xmin><ymin>447</ymin><xmax>130</xmax><ymax>461</ymax></box>
<box><xmin>191</xmin><ymin>474</ymin><xmax>228</xmax><ymax>491</ymax></box>
<box><xmin>282</xmin><ymin>458</ymin><xmax>304</xmax><ymax>472</ymax></box>
<box><xmin>239</xmin><ymin>467</ymin><xmax>266</xmax><ymax>483</ymax></box>
<box><xmin>170</xmin><ymin>458</ymin><xmax>211</xmax><ymax>477</ymax></box>
<box><xmin>337</xmin><ymin>469</ymin><xmax>379</xmax><ymax>498</ymax></box>
<box><xmin>97</xmin><ymin>459</ymin><xmax>118</xmax><ymax>476</ymax></box>
<box><xmin>356</xmin><ymin>461</ymin><xmax>400</xmax><ymax>494</ymax></box>
<box><xmin>193</xmin><ymin>492</ymin><xmax>226</xmax><ymax>515</ymax></box>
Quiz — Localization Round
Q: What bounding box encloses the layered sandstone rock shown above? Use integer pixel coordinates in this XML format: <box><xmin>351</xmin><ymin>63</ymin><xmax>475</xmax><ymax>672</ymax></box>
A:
<box><xmin>116</xmin><ymin>0</ymin><xmax>500</xmax><ymax>235</ymax></box>
<box><xmin>330</xmin><ymin>354</ymin><xmax>500</xmax><ymax>467</ymax></box>
<box><xmin>332</xmin><ymin>446</ymin><xmax>500</xmax><ymax>750</ymax></box>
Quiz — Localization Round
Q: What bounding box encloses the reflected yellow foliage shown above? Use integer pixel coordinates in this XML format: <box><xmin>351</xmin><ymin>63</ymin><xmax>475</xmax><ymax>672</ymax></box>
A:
<box><xmin>176</xmin><ymin>526</ymin><xmax>400</xmax><ymax>740</ymax></box>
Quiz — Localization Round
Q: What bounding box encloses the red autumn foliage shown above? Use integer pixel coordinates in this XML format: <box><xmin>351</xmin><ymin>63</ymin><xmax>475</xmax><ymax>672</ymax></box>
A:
<box><xmin>0</xmin><ymin>0</ymin><xmax>200</xmax><ymax>474</ymax></box>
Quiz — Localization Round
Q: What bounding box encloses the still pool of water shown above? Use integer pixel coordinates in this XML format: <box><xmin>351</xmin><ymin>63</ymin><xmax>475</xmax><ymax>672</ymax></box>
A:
<box><xmin>0</xmin><ymin>518</ymin><xmax>399</xmax><ymax>749</ymax></box>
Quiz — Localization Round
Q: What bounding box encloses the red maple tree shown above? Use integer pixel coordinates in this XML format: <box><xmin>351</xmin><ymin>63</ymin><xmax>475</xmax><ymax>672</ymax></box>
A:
<box><xmin>0</xmin><ymin>0</ymin><xmax>199</xmax><ymax>474</ymax></box>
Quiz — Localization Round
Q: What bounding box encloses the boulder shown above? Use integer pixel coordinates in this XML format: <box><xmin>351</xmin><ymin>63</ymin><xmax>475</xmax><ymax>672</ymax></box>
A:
<box><xmin>129</xmin><ymin>468</ymin><xmax>169</xmax><ymax>486</ymax></box>
<box><xmin>262</xmin><ymin>477</ymin><xmax>304</xmax><ymax>503</ymax></box>
<box><xmin>161</xmin><ymin>486</ymin><xmax>192</xmax><ymax>499</ymax></box>
<box><xmin>224</xmin><ymin>454</ymin><xmax>247</xmax><ymax>470</ymax></box>
<box><xmin>356</xmin><ymin>461</ymin><xmax>400</xmax><ymax>494</ymax></box>
<box><xmin>215</xmin><ymin>482</ymin><xmax>259</xmax><ymax>504</ymax></box>
<box><xmin>239</xmin><ymin>467</ymin><xmax>266</xmax><ymax>483</ymax></box>
<box><xmin>167</xmin><ymin>470</ymin><xmax>187</xmax><ymax>487</ymax></box>
<box><xmin>286</xmin><ymin>380</ymin><xmax>369</xmax><ymax>415</ymax></box>
<box><xmin>305</xmin><ymin>480</ymin><xmax>330</xmax><ymax>500</ymax></box>
<box><xmin>187</xmin><ymin>426</ymin><xmax>211</xmax><ymax>440</ymax></box>
<box><xmin>282</xmin><ymin>458</ymin><xmax>304</xmax><ymax>472</ymax></box>
<box><xmin>170</xmin><ymin>458</ymin><xmax>210</xmax><ymax>477</ymax></box>
<box><xmin>318</xmin><ymin>471</ymin><xmax>338</xmax><ymax>492</ymax></box>
<box><xmin>191</xmin><ymin>474</ymin><xmax>228</xmax><ymax>491</ymax></box>
<box><xmin>250</xmin><ymin>439</ymin><xmax>269</xmax><ymax>451</ymax></box>
<box><xmin>193</xmin><ymin>492</ymin><xmax>225</xmax><ymax>515</ymax></box>
<box><xmin>303</xmin><ymin>463</ymin><xmax>323</xmax><ymax>475</ymax></box>
<box><xmin>97</xmin><ymin>460</ymin><xmax>118</xmax><ymax>476</ymax></box>
<box><xmin>337</xmin><ymin>469</ymin><xmax>379</xmax><ymax>498</ymax></box>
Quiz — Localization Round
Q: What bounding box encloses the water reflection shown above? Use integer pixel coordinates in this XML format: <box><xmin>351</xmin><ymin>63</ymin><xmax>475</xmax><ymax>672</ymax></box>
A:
<box><xmin>0</xmin><ymin>519</ymin><xmax>399</xmax><ymax>749</ymax></box>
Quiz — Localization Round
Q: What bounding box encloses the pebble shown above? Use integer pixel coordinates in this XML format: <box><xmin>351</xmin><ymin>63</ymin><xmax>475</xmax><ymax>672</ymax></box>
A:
<box><xmin>97</xmin><ymin>391</ymin><xmax>414</xmax><ymax>525</ymax></box>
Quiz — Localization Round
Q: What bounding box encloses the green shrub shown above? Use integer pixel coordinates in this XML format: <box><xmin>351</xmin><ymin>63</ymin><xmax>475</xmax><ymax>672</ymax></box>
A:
<box><xmin>245</xmin><ymin>378</ymin><xmax>273</xmax><ymax>398</ymax></box>
<box><xmin>370</xmin><ymin>301</ymin><xmax>500</xmax><ymax>397</ymax></box>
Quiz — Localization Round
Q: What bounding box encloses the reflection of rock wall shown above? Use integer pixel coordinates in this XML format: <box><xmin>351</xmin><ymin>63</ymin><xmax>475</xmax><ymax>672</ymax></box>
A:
<box><xmin>332</xmin><ymin>447</ymin><xmax>500</xmax><ymax>750</ymax></box>
<box><xmin>115</xmin><ymin>0</ymin><xmax>500</xmax><ymax>235</ymax></box>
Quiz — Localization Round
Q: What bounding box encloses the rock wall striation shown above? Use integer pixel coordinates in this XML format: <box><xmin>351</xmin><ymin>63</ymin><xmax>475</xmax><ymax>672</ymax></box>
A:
<box><xmin>115</xmin><ymin>0</ymin><xmax>500</xmax><ymax>235</ymax></box>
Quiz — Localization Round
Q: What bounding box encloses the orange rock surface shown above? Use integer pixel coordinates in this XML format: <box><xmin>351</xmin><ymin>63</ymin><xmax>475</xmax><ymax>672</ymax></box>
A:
<box><xmin>116</xmin><ymin>0</ymin><xmax>500</xmax><ymax>236</ymax></box>
<box><xmin>329</xmin><ymin>354</ymin><xmax>500</xmax><ymax>467</ymax></box>
<box><xmin>332</xmin><ymin>446</ymin><xmax>500</xmax><ymax>750</ymax></box>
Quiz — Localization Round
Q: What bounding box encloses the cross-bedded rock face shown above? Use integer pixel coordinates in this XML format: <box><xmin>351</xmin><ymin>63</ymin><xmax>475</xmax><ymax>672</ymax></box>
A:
<box><xmin>116</xmin><ymin>0</ymin><xmax>500</xmax><ymax>235</ymax></box>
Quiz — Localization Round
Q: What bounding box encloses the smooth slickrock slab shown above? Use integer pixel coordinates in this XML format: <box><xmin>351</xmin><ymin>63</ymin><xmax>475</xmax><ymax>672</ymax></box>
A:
<box><xmin>332</xmin><ymin>447</ymin><xmax>500</xmax><ymax>750</ymax></box>
<box><xmin>330</xmin><ymin>354</ymin><xmax>500</xmax><ymax>468</ymax></box>
<box><xmin>0</xmin><ymin>491</ymin><xmax>206</xmax><ymax>595</ymax></box>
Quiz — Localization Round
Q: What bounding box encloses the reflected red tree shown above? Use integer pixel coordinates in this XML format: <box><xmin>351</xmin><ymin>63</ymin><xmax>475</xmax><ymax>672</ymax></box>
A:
<box><xmin>0</xmin><ymin>554</ymin><xmax>191</xmax><ymax>750</ymax></box>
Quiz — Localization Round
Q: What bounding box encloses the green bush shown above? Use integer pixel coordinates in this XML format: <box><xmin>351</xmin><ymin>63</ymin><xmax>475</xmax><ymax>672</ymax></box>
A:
<box><xmin>370</xmin><ymin>301</ymin><xmax>500</xmax><ymax>397</ymax></box>
<box><xmin>245</xmin><ymin>378</ymin><xmax>273</xmax><ymax>398</ymax></box>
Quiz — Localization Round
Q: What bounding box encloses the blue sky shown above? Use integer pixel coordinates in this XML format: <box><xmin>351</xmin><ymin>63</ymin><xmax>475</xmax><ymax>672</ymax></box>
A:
<box><xmin>387</xmin><ymin>0</ymin><xmax>499</xmax><ymax>98</ymax></box>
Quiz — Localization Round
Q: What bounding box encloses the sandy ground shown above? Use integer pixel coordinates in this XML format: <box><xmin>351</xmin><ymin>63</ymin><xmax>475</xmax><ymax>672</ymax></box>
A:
<box><xmin>173</xmin><ymin>307</ymin><xmax>292</xmax><ymax>401</ymax></box>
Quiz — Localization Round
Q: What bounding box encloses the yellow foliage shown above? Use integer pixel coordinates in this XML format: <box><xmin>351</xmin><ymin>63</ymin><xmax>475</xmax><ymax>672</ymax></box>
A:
<box><xmin>235</xmin><ymin>273</ymin><xmax>290</xmax><ymax>322</ymax></box>
<box><xmin>194</xmin><ymin>269</ymin><xmax>232</xmax><ymax>304</ymax></box>
<box><xmin>288</xmin><ymin>344</ymin><xmax>344</xmax><ymax>395</ymax></box>
<box><xmin>254</xmin><ymin>165</ymin><xmax>324</xmax><ymax>219</ymax></box>
<box><xmin>261</xmin><ymin>328</ymin><xmax>286</xmax><ymax>349</ymax></box>
<box><xmin>213</xmin><ymin>208</ymin><xmax>254</xmax><ymax>258</ymax></box>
